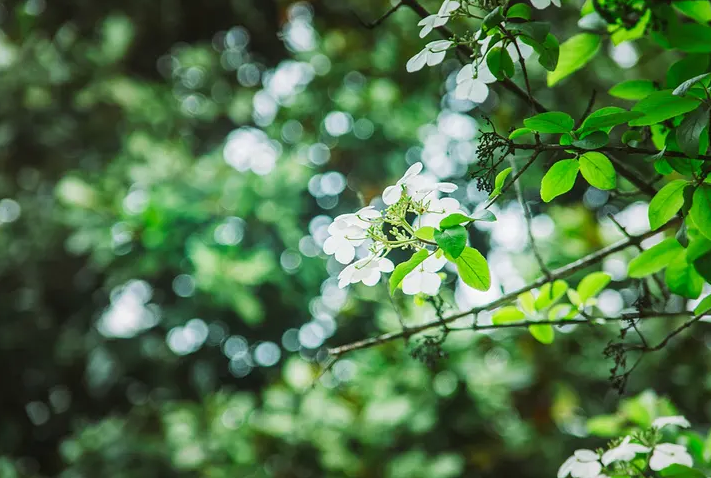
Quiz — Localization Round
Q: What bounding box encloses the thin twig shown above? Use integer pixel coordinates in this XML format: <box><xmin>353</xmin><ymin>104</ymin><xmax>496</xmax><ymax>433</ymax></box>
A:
<box><xmin>352</xmin><ymin>2</ymin><xmax>404</xmax><ymax>29</ymax></box>
<box><xmin>328</xmin><ymin>218</ymin><xmax>681</xmax><ymax>356</ymax></box>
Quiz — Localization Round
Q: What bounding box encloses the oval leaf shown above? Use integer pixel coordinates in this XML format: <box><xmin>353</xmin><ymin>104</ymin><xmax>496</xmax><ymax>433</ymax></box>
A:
<box><xmin>547</xmin><ymin>33</ymin><xmax>601</xmax><ymax>86</ymax></box>
<box><xmin>524</xmin><ymin>111</ymin><xmax>575</xmax><ymax>133</ymax></box>
<box><xmin>629</xmin><ymin>90</ymin><xmax>701</xmax><ymax>126</ymax></box>
<box><xmin>579</xmin><ymin>152</ymin><xmax>616</xmax><ymax>190</ymax></box>
<box><xmin>455</xmin><ymin>247</ymin><xmax>490</xmax><ymax>291</ymax></box>
<box><xmin>541</xmin><ymin>159</ymin><xmax>580</xmax><ymax>202</ymax></box>
<box><xmin>434</xmin><ymin>225</ymin><xmax>467</xmax><ymax>259</ymax></box>
<box><xmin>628</xmin><ymin>237</ymin><xmax>684</xmax><ymax>278</ymax></box>
<box><xmin>389</xmin><ymin>249</ymin><xmax>429</xmax><ymax>294</ymax></box>
<box><xmin>648</xmin><ymin>180</ymin><xmax>689</xmax><ymax>230</ymax></box>
<box><xmin>690</xmin><ymin>185</ymin><xmax>711</xmax><ymax>240</ymax></box>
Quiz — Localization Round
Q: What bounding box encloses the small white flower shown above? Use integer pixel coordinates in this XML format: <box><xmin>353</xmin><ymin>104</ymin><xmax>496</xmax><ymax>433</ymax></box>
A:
<box><xmin>558</xmin><ymin>449</ymin><xmax>602</xmax><ymax>478</ymax></box>
<box><xmin>323</xmin><ymin>206</ymin><xmax>380</xmax><ymax>264</ymax></box>
<box><xmin>530</xmin><ymin>0</ymin><xmax>561</xmax><ymax>9</ymax></box>
<box><xmin>601</xmin><ymin>436</ymin><xmax>650</xmax><ymax>466</ymax></box>
<box><xmin>338</xmin><ymin>254</ymin><xmax>394</xmax><ymax>288</ymax></box>
<box><xmin>382</xmin><ymin>162</ymin><xmax>424</xmax><ymax>204</ymax></box>
<box><xmin>454</xmin><ymin>62</ymin><xmax>497</xmax><ymax>103</ymax></box>
<box><xmin>417</xmin><ymin>197</ymin><xmax>464</xmax><ymax>228</ymax></box>
<box><xmin>406</xmin><ymin>40</ymin><xmax>453</xmax><ymax>72</ymax></box>
<box><xmin>402</xmin><ymin>253</ymin><xmax>447</xmax><ymax>295</ymax></box>
<box><xmin>652</xmin><ymin>416</ymin><xmax>691</xmax><ymax>430</ymax></box>
<box><xmin>506</xmin><ymin>38</ymin><xmax>535</xmax><ymax>61</ymax></box>
<box><xmin>417</xmin><ymin>1</ymin><xmax>460</xmax><ymax>38</ymax></box>
<box><xmin>649</xmin><ymin>443</ymin><xmax>693</xmax><ymax>471</ymax></box>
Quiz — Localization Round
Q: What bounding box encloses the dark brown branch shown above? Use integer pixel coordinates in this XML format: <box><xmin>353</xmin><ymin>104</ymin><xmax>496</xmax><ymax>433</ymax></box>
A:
<box><xmin>328</xmin><ymin>218</ymin><xmax>682</xmax><ymax>356</ymax></box>
<box><xmin>509</xmin><ymin>141</ymin><xmax>711</xmax><ymax>163</ymax></box>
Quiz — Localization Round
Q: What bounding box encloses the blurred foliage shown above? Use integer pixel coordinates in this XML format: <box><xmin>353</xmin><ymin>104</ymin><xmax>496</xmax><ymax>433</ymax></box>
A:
<box><xmin>1</xmin><ymin>0</ymin><xmax>711</xmax><ymax>477</ymax></box>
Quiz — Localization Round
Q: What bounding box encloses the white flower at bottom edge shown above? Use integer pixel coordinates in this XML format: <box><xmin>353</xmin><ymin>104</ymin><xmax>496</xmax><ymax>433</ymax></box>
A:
<box><xmin>406</xmin><ymin>40</ymin><xmax>453</xmax><ymax>72</ymax></box>
<box><xmin>558</xmin><ymin>449</ymin><xmax>602</xmax><ymax>478</ymax></box>
<box><xmin>530</xmin><ymin>0</ymin><xmax>561</xmax><ymax>9</ymax></box>
<box><xmin>649</xmin><ymin>443</ymin><xmax>693</xmax><ymax>471</ymax></box>
<box><xmin>402</xmin><ymin>253</ymin><xmax>447</xmax><ymax>296</ymax></box>
<box><xmin>601</xmin><ymin>436</ymin><xmax>650</xmax><ymax>466</ymax></box>
<box><xmin>338</xmin><ymin>255</ymin><xmax>394</xmax><ymax>288</ymax></box>
<box><xmin>652</xmin><ymin>415</ymin><xmax>691</xmax><ymax>430</ymax></box>
<box><xmin>454</xmin><ymin>62</ymin><xmax>497</xmax><ymax>103</ymax></box>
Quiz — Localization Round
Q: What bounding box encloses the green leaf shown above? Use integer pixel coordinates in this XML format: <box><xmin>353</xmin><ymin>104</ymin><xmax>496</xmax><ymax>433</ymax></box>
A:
<box><xmin>534</xmin><ymin>33</ymin><xmax>560</xmax><ymax>71</ymax></box>
<box><xmin>579</xmin><ymin>152</ymin><xmax>616</xmax><ymax>190</ymax></box>
<box><xmin>482</xmin><ymin>7</ymin><xmax>504</xmax><ymax>32</ymax></box>
<box><xmin>389</xmin><ymin>249</ymin><xmax>428</xmax><ymax>294</ymax></box>
<box><xmin>472</xmin><ymin>209</ymin><xmax>496</xmax><ymax>222</ymax></box>
<box><xmin>611</xmin><ymin>8</ymin><xmax>650</xmax><ymax>45</ymax></box>
<box><xmin>548</xmin><ymin>33</ymin><xmax>601</xmax><ymax>86</ymax></box>
<box><xmin>577</xmin><ymin>272</ymin><xmax>611</xmax><ymax>303</ymax></box>
<box><xmin>579</xmin><ymin>107</ymin><xmax>645</xmax><ymax>132</ymax></box>
<box><xmin>677</xmin><ymin>106</ymin><xmax>710</xmax><ymax>158</ymax></box>
<box><xmin>659</xmin><ymin>464</ymin><xmax>706</xmax><ymax>478</ymax></box>
<box><xmin>508</xmin><ymin>22</ymin><xmax>550</xmax><ymax>44</ymax></box>
<box><xmin>434</xmin><ymin>225</ymin><xmax>467</xmax><ymax>259</ymax></box>
<box><xmin>487</xmin><ymin>46</ymin><xmax>515</xmax><ymax>80</ymax></box>
<box><xmin>629</xmin><ymin>90</ymin><xmax>701</xmax><ymax>126</ymax></box>
<box><xmin>673</xmin><ymin>72</ymin><xmax>711</xmax><ymax>96</ymax></box>
<box><xmin>528</xmin><ymin>324</ymin><xmax>554</xmax><ymax>344</ymax></box>
<box><xmin>535</xmin><ymin>280</ymin><xmax>568</xmax><ymax>310</ymax></box>
<box><xmin>665</xmin><ymin>251</ymin><xmax>703</xmax><ymax>299</ymax></box>
<box><xmin>690</xmin><ymin>185</ymin><xmax>711</xmax><ymax>240</ymax></box>
<box><xmin>628</xmin><ymin>238</ymin><xmax>684</xmax><ymax>278</ymax></box>
<box><xmin>648</xmin><ymin>180</ymin><xmax>689</xmax><ymax>230</ymax></box>
<box><xmin>455</xmin><ymin>247</ymin><xmax>490</xmax><ymax>291</ymax></box>
<box><xmin>668</xmin><ymin>21</ymin><xmax>711</xmax><ymax>53</ymax></box>
<box><xmin>667</xmin><ymin>54</ymin><xmax>711</xmax><ymax>89</ymax></box>
<box><xmin>439</xmin><ymin>213</ymin><xmax>474</xmax><ymax>229</ymax></box>
<box><xmin>609</xmin><ymin>80</ymin><xmax>657</xmax><ymax>100</ymax></box>
<box><xmin>572</xmin><ymin>131</ymin><xmax>609</xmax><ymax>149</ymax></box>
<box><xmin>693</xmin><ymin>250</ymin><xmax>711</xmax><ymax>283</ymax></box>
<box><xmin>509</xmin><ymin>128</ymin><xmax>532</xmax><ymax>140</ymax></box>
<box><xmin>524</xmin><ymin>111</ymin><xmax>575</xmax><ymax>133</ymax></box>
<box><xmin>694</xmin><ymin>294</ymin><xmax>711</xmax><ymax>315</ymax></box>
<box><xmin>506</xmin><ymin>3</ymin><xmax>531</xmax><ymax>20</ymax></box>
<box><xmin>541</xmin><ymin>159</ymin><xmax>580</xmax><ymax>202</ymax></box>
<box><xmin>414</xmin><ymin>226</ymin><xmax>436</xmax><ymax>242</ymax></box>
<box><xmin>494</xmin><ymin>167</ymin><xmax>512</xmax><ymax>190</ymax></box>
<box><xmin>674</xmin><ymin>0</ymin><xmax>711</xmax><ymax>23</ymax></box>
<box><xmin>492</xmin><ymin>306</ymin><xmax>525</xmax><ymax>324</ymax></box>
<box><xmin>622</xmin><ymin>130</ymin><xmax>643</xmax><ymax>144</ymax></box>
<box><xmin>518</xmin><ymin>291</ymin><xmax>536</xmax><ymax>314</ymax></box>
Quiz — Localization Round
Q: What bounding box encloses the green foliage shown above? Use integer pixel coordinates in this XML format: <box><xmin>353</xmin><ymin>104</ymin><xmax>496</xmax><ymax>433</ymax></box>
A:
<box><xmin>578</xmin><ymin>152</ymin><xmax>616</xmax><ymax>190</ymax></box>
<box><xmin>629</xmin><ymin>91</ymin><xmax>701</xmax><ymax>126</ymax></box>
<box><xmin>609</xmin><ymin>80</ymin><xmax>657</xmax><ymax>100</ymax></box>
<box><xmin>487</xmin><ymin>46</ymin><xmax>515</xmax><ymax>80</ymax></box>
<box><xmin>648</xmin><ymin>180</ymin><xmax>689</xmax><ymax>230</ymax></box>
<box><xmin>690</xmin><ymin>186</ymin><xmax>711</xmax><ymax>240</ymax></box>
<box><xmin>628</xmin><ymin>238</ymin><xmax>684</xmax><ymax>278</ymax></box>
<box><xmin>390</xmin><ymin>249</ymin><xmax>429</xmax><ymax>294</ymax></box>
<box><xmin>540</xmin><ymin>159</ymin><xmax>579</xmax><ymax>202</ymax></box>
<box><xmin>547</xmin><ymin>33</ymin><xmax>600</xmax><ymax>86</ymax></box>
<box><xmin>524</xmin><ymin>111</ymin><xmax>574</xmax><ymax>133</ymax></box>
<box><xmin>453</xmin><ymin>247</ymin><xmax>490</xmax><ymax>291</ymax></box>
<box><xmin>435</xmin><ymin>226</ymin><xmax>467</xmax><ymax>259</ymax></box>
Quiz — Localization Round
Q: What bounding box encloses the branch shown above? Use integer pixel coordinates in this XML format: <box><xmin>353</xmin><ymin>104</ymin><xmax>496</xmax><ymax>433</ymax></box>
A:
<box><xmin>352</xmin><ymin>1</ymin><xmax>405</xmax><ymax>29</ymax></box>
<box><xmin>509</xmin><ymin>141</ymin><xmax>711</xmax><ymax>163</ymax></box>
<box><xmin>328</xmin><ymin>218</ymin><xmax>682</xmax><ymax>356</ymax></box>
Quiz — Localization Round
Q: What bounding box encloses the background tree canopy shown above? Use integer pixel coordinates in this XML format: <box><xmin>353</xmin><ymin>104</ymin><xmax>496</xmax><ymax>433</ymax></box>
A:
<box><xmin>3</xmin><ymin>0</ymin><xmax>711</xmax><ymax>476</ymax></box>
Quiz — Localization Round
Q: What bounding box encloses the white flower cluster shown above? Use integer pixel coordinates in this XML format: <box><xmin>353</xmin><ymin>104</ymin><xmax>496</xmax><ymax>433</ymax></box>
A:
<box><xmin>322</xmin><ymin>162</ymin><xmax>464</xmax><ymax>296</ymax></box>
<box><xmin>558</xmin><ymin>415</ymin><xmax>694</xmax><ymax>478</ymax></box>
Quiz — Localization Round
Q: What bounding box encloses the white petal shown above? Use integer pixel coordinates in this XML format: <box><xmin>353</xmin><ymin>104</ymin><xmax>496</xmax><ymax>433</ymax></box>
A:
<box><xmin>652</xmin><ymin>416</ymin><xmax>690</xmax><ymax>429</ymax></box>
<box><xmin>418</xmin><ymin>16</ymin><xmax>436</xmax><ymax>38</ymax></box>
<box><xmin>361</xmin><ymin>270</ymin><xmax>381</xmax><ymax>286</ymax></box>
<box><xmin>378</xmin><ymin>258</ymin><xmax>394</xmax><ymax>273</ymax></box>
<box><xmin>517</xmin><ymin>40</ymin><xmax>535</xmax><ymax>60</ymax></box>
<box><xmin>457</xmin><ymin>79</ymin><xmax>489</xmax><ymax>103</ymax></box>
<box><xmin>530</xmin><ymin>0</ymin><xmax>551</xmax><ymax>8</ymax></box>
<box><xmin>382</xmin><ymin>185</ymin><xmax>403</xmax><ymax>205</ymax></box>
<box><xmin>432</xmin><ymin>15</ymin><xmax>450</xmax><ymax>28</ymax></box>
<box><xmin>402</xmin><ymin>271</ymin><xmax>423</xmax><ymax>295</ymax></box>
<box><xmin>334</xmin><ymin>244</ymin><xmax>355</xmax><ymax>264</ymax></box>
<box><xmin>402</xmin><ymin>162</ymin><xmax>424</xmax><ymax>181</ymax></box>
<box><xmin>436</xmin><ymin>182</ymin><xmax>458</xmax><ymax>193</ymax></box>
<box><xmin>427</xmin><ymin>39</ymin><xmax>453</xmax><ymax>50</ymax></box>
<box><xmin>558</xmin><ymin>456</ymin><xmax>576</xmax><ymax>478</ymax></box>
<box><xmin>426</xmin><ymin>49</ymin><xmax>447</xmax><ymax>67</ymax></box>
<box><xmin>406</xmin><ymin>49</ymin><xmax>428</xmax><ymax>72</ymax></box>
<box><xmin>438</xmin><ymin>0</ymin><xmax>460</xmax><ymax>16</ymax></box>
<box><xmin>420</xmin><ymin>271</ymin><xmax>442</xmax><ymax>295</ymax></box>
<box><xmin>422</xmin><ymin>254</ymin><xmax>447</xmax><ymax>272</ymax></box>
<box><xmin>574</xmin><ymin>450</ymin><xmax>599</xmax><ymax>462</ymax></box>
<box><xmin>649</xmin><ymin>451</ymin><xmax>674</xmax><ymax>471</ymax></box>
<box><xmin>570</xmin><ymin>461</ymin><xmax>601</xmax><ymax>478</ymax></box>
<box><xmin>551</xmin><ymin>0</ymin><xmax>561</xmax><ymax>6</ymax></box>
<box><xmin>438</xmin><ymin>197</ymin><xmax>461</xmax><ymax>212</ymax></box>
<box><xmin>476</xmin><ymin>62</ymin><xmax>498</xmax><ymax>84</ymax></box>
<box><xmin>323</xmin><ymin>236</ymin><xmax>339</xmax><ymax>255</ymax></box>
<box><xmin>456</xmin><ymin>64</ymin><xmax>474</xmax><ymax>84</ymax></box>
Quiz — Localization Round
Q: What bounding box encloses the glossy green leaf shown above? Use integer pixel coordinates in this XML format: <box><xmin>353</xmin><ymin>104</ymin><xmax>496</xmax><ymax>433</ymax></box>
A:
<box><xmin>535</xmin><ymin>280</ymin><xmax>568</xmax><ymax>310</ymax></box>
<box><xmin>389</xmin><ymin>249</ymin><xmax>428</xmax><ymax>294</ymax></box>
<box><xmin>668</xmin><ymin>21</ymin><xmax>711</xmax><ymax>53</ymax></box>
<box><xmin>548</xmin><ymin>33</ymin><xmax>601</xmax><ymax>86</ymax></box>
<box><xmin>628</xmin><ymin>238</ymin><xmax>684</xmax><ymax>278</ymax></box>
<box><xmin>492</xmin><ymin>306</ymin><xmax>525</xmax><ymax>324</ymax></box>
<box><xmin>659</xmin><ymin>464</ymin><xmax>706</xmax><ymax>478</ymax></box>
<box><xmin>414</xmin><ymin>226</ymin><xmax>436</xmax><ymax>242</ymax></box>
<box><xmin>529</xmin><ymin>324</ymin><xmax>554</xmax><ymax>344</ymax></box>
<box><xmin>630</xmin><ymin>90</ymin><xmax>701</xmax><ymax>126</ymax></box>
<box><xmin>690</xmin><ymin>185</ymin><xmax>711</xmax><ymax>240</ymax></box>
<box><xmin>695</xmin><ymin>294</ymin><xmax>711</xmax><ymax>315</ymax></box>
<box><xmin>518</xmin><ymin>291</ymin><xmax>536</xmax><ymax>314</ymax></box>
<box><xmin>487</xmin><ymin>46</ymin><xmax>515</xmax><ymax>80</ymax></box>
<box><xmin>494</xmin><ymin>167</ymin><xmax>512</xmax><ymax>191</ymax></box>
<box><xmin>573</xmin><ymin>131</ymin><xmax>609</xmax><ymax>150</ymax></box>
<box><xmin>454</xmin><ymin>247</ymin><xmax>490</xmax><ymax>291</ymax></box>
<box><xmin>648</xmin><ymin>180</ymin><xmax>689</xmax><ymax>230</ymax></box>
<box><xmin>541</xmin><ymin>159</ymin><xmax>579</xmax><ymax>202</ymax></box>
<box><xmin>674</xmin><ymin>0</ymin><xmax>711</xmax><ymax>23</ymax></box>
<box><xmin>577</xmin><ymin>272</ymin><xmax>611</xmax><ymax>303</ymax></box>
<box><xmin>677</xmin><ymin>106</ymin><xmax>710</xmax><ymax>157</ymax></box>
<box><xmin>524</xmin><ymin>111</ymin><xmax>575</xmax><ymax>133</ymax></box>
<box><xmin>509</xmin><ymin>128</ymin><xmax>533</xmax><ymax>140</ymax></box>
<box><xmin>665</xmin><ymin>251</ymin><xmax>703</xmax><ymax>299</ymax></box>
<box><xmin>580</xmin><ymin>108</ymin><xmax>645</xmax><ymax>132</ymax></box>
<box><xmin>434</xmin><ymin>225</ymin><xmax>467</xmax><ymax>259</ymax></box>
<box><xmin>667</xmin><ymin>54</ymin><xmax>711</xmax><ymax>89</ymax></box>
<box><xmin>609</xmin><ymin>80</ymin><xmax>656</xmax><ymax>100</ymax></box>
<box><xmin>439</xmin><ymin>213</ymin><xmax>474</xmax><ymax>229</ymax></box>
<box><xmin>472</xmin><ymin>209</ymin><xmax>497</xmax><ymax>222</ymax></box>
<box><xmin>579</xmin><ymin>152</ymin><xmax>616</xmax><ymax>190</ymax></box>
<box><xmin>506</xmin><ymin>3</ymin><xmax>531</xmax><ymax>20</ymax></box>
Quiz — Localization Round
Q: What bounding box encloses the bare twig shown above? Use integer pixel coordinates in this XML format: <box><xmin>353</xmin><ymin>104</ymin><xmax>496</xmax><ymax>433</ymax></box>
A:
<box><xmin>352</xmin><ymin>2</ymin><xmax>405</xmax><ymax>29</ymax></box>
